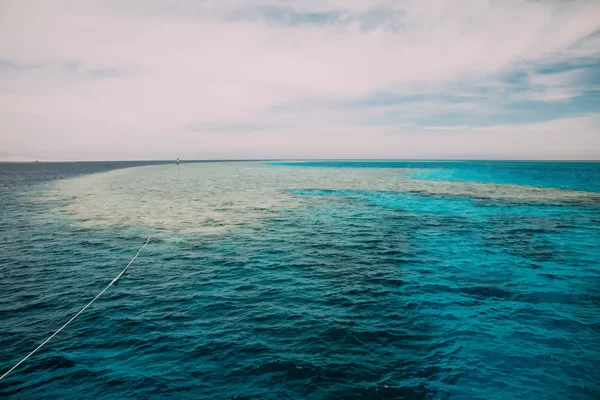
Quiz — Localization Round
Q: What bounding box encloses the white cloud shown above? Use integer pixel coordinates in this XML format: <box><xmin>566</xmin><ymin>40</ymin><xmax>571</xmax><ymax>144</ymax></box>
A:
<box><xmin>0</xmin><ymin>0</ymin><xmax>599</xmax><ymax>159</ymax></box>
<box><xmin>524</xmin><ymin>68</ymin><xmax>597</xmax><ymax>102</ymax></box>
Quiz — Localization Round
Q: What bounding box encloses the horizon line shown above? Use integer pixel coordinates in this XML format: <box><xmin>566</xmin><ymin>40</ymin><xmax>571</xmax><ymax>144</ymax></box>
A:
<box><xmin>2</xmin><ymin>158</ymin><xmax>600</xmax><ymax>163</ymax></box>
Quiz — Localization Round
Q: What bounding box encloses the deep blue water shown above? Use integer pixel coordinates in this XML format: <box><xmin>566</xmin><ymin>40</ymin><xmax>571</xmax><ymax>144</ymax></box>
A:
<box><xmin>1</xmin><ymin>161</ymin><xmax>599</xmax><ymax>399</ymax></box>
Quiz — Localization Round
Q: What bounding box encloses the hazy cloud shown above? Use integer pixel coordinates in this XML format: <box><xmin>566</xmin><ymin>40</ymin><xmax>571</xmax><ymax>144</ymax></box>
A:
<box><xmin>0</xmin><ymin>0</ymin><xmax>599</xmax><ymax>160</ymax></box>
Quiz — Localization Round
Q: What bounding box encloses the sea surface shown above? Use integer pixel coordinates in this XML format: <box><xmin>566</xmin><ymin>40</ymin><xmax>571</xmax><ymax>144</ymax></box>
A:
<box><xmin>0</xmin><ymin>160</ymin><xmax>599</xmax><ymax>399</ymax></box>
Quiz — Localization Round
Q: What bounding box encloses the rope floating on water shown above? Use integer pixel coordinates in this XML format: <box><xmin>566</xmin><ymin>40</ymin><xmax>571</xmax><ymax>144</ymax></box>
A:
<box><xmin>0</xmin><ymin>238</ymin><xmax>152</xmax><ymax>382</ymax></box>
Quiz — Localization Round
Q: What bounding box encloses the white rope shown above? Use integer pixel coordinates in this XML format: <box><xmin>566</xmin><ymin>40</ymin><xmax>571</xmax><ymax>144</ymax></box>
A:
<box><xmin>0</xmin><ymin>237</ymin><xmax>152</xmax><ymax>382</ymax></box>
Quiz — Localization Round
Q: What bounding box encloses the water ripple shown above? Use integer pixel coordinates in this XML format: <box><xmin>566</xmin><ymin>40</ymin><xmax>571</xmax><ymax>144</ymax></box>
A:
<box><xmin>0</xmin><ymin>162</ymin><xmax>599</xmax><ymax>399</ymax></box>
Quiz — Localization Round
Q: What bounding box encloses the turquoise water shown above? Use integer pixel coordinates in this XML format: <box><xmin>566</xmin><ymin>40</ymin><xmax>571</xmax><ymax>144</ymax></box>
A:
<box><xmin>273</xmin><ymin>161</ymin><xmax>600</xmax><ymax>192</ymax></box>
<box><xmin>1</xmin><ymin>161</ymin><xmax>599</xmax><ymax>399</ymax></box>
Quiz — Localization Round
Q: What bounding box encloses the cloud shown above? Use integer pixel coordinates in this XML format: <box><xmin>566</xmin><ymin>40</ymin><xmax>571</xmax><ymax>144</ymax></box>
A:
<box><xmin>0</xmin><ymin>59</ymin><xmax>135</xmax><ymax>80</ymax></box>
<box><xmin>186</xmin><ymin>121</ymin><xmax>291</xmax><ymax>133</ymax></box>
<box><xmin>0</xmin><ymin>0</ymin><xmax>599</xmax><ymax>160</ymax></box>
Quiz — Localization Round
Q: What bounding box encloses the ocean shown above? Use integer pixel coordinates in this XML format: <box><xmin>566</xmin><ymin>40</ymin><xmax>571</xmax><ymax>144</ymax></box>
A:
<box><xmin>0</xmin><ymin>160</ymin><xmax>599</xmax><ymax>399</ymax></box>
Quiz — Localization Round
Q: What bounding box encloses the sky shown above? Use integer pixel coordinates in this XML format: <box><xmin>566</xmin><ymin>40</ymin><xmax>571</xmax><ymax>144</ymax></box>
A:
<box><xmin>0</xmin><ymin>0</ymin><xmax>599</xmax><ymax>161</ymax></box>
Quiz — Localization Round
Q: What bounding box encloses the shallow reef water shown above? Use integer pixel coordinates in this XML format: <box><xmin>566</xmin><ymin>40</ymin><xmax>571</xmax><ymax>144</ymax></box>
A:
<box><xmin>0</xmin><ymin>160</ymin><xmax>599</xmax><ymax>399</ymax></box>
